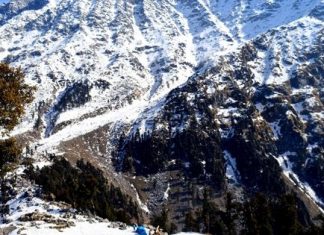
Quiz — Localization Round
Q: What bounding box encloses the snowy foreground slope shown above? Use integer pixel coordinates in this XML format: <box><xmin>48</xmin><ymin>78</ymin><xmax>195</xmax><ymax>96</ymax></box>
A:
<box><xmin>11</xmin><ymin>227</ymin><xmax>200</xmax><ymax>235</ymax></box>
<box><xmin>9</xmin><ymin>226</ymin><xmax>200</xmax><ymax>235</ymax></box>
<box><xmin>0</xmin><ymin>0</ymin><xmax>324</xmax><ymax>234</ymax></box>
<box><xmin>0</xmin><ymin>166</ymin><xmax>200</xmax><ymax>234</ymax></box>
<box><xmin>1</xmin><ymin>188</ymin><xmax>199</xmax><ymax>235</ymax></box>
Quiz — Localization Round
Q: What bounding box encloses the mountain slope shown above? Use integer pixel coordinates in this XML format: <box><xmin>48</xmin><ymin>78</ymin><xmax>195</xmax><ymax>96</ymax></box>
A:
<box><xmin>0</xmin><ymin>0</ymin><xmax>323</xmax><ymax>233</ymax></box>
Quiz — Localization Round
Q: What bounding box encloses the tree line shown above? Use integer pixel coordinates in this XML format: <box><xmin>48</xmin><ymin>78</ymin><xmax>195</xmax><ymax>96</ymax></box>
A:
<box><xmin>25</xmin><ymin>157</ymin><xmax>140</xmax><ymax>223</ymax></box>
<box><xmin>184</xmin><ymin>192</ymin><xmax>324</xmax><ymax>235</ymax></box>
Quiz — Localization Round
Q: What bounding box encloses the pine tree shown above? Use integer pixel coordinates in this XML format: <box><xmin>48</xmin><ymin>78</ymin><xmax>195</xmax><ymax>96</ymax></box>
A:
<box><xmin>0</xmin><ymin>63</ymin><xmax>34</xmax><ymax>175</ymax></box>
<box><xmin>0</xmin><ymin>63</ymin><xmax>35</xmax><ymax>223</ymax></box>
<box><xmin>0</xmin><ymin>63</ymin><xmax>35</xmax><ymax>134</ymax></box>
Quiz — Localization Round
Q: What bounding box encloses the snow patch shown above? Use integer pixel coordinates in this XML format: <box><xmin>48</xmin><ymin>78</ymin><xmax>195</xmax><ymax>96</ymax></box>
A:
<box><xmin>163</xmin><ymin>183</ymin><xmax>171</xmax><ymax>200</ymax></box>
<box><xmin>274</xmin><ymin>153</ymin><xmax>324</xmax><ymax>212</ymax></box>
<box><xmin>223</xmin><ymin>150</ymin><xmax>240</xmax><ymax>184</ymax></box>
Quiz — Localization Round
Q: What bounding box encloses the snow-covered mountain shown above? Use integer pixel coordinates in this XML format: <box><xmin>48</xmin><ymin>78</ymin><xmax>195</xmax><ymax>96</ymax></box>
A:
<box><xmin>1</xmin><ymin>0</ymin><xmax>321</xmax><ymax>141</ymax></box>
<box><xmin>0</xmin><ymin>0</ymin><xmax>323</xmax><ymax>234</ymax></box>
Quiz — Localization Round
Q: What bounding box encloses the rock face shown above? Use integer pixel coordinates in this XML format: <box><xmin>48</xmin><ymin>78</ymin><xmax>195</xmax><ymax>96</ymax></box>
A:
<box><xmin>0</xmin><ymin>0</ymin><xmax>323</xmax><ymax>229</ymax></box>
<box><xmin>0</xmin><ymin>226</ymin><xmax>16</xmax><ymax>235</ymax></box>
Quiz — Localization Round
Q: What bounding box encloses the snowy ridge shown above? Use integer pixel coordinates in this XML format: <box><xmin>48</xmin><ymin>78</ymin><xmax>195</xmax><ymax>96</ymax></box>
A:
<box><xmin>0</xmin><ymin>0</ymin><xmax>321</xmax><ymax>146</ymax></box>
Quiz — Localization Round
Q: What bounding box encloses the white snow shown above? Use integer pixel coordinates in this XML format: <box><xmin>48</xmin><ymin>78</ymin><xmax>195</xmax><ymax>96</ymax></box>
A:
<box><xmin>269</xmin><ymin>122</ymin><xmax>281</xmax><ymax>140</ymax></box>
<box><xmin>274</xmin><ymin>153</ymin><xmax>324</xmax><ymax>212</ymax></box>
<box><xmin>130</xmin><ymin>184</ymin><xmax>150</xmax><ymax>214</ymax></box>
<box><xmin>291</xmin><ymin>102</ymin><xmax>310</xmax><ymax>123</ymax></box>
<box><xmin>0</xmin><ymin>0</ymin><xmax>321</xmax><ymax>156</ymax></box>
<box><xmin>9</xmin><ymin>223</ymin><xmax>140</xmax><ymax>235</ymax></box>
<box><xmin>163</xmin><ymin>183</ymin><xmax>171</xmax><ymax>200</ymax></box>
<box><xmin>0</xmin><ymin>0</ymin><xmax>323</xmax><ymax>229</ymax></box>
<box><xmin>223</xmin><ymin>150</ymin><xmax>240</xmax><ymax>184</ymax></box>
<box><xmin>255</xmin><ymin>103</ymin><xmax>265</xmax><ymax>113</ymax></box>
<box><xmin>8</xmin><ymin>225</ymin><xmax>202</xmax><ymax>235</ymax></box>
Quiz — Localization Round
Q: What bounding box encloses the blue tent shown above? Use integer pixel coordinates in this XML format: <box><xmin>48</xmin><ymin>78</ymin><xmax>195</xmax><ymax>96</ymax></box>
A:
<box><xmin>135</xmin><ymin>225</ymin><xmax>148</xmax><ymax>235</ymax></box>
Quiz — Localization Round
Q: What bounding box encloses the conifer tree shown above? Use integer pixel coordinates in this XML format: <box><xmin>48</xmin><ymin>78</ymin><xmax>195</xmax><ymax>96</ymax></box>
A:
<box><xmin>0</xmin><ymin>63</ymin><xmax>35</xmax><ymax>134</ymax></box>
<box><xmin>0</xmin><ymin>63</ymin><xmax>35</xmax><ymax>174</ymax></box>
<box><xmin>0</xmin><ymin>63</ymin><xmax>34</xmax><ymax>222</ymax></box>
